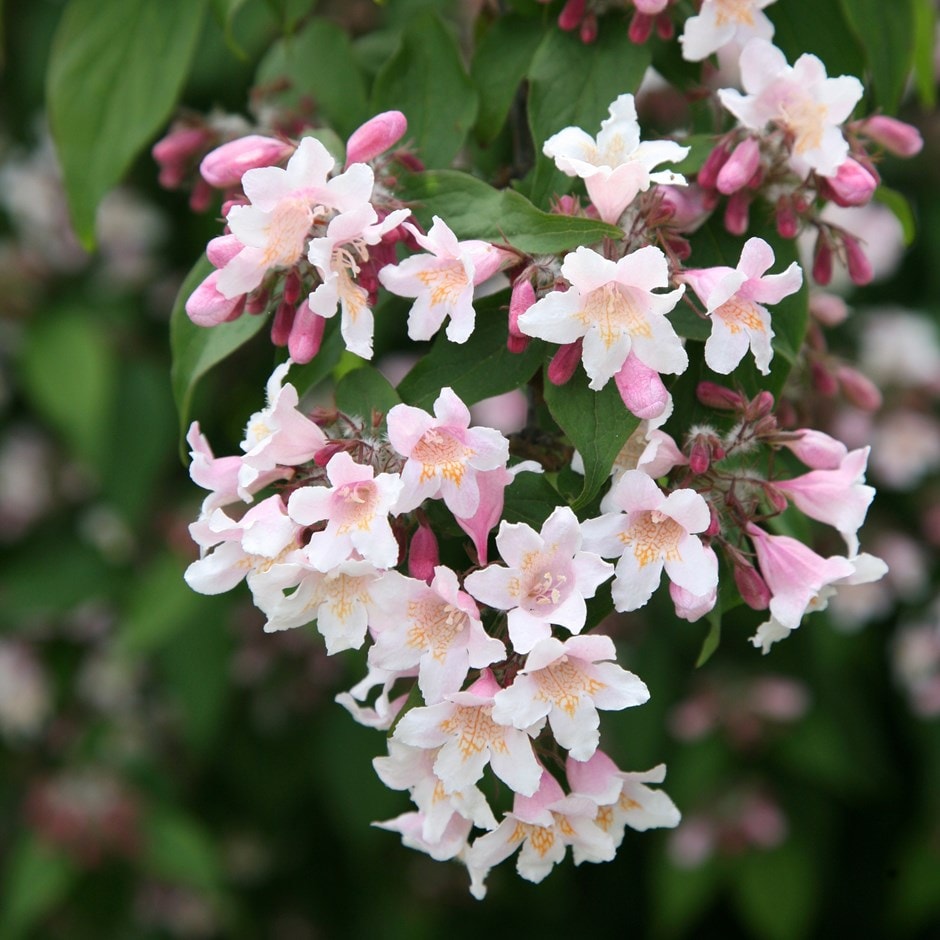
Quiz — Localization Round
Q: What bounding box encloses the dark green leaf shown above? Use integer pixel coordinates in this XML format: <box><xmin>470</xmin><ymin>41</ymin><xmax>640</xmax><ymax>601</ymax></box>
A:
<box><xmin>471</xmin><ymin>14</ymin><xmax>545</xmax><ymax>145</ymax></box>
<box><xmin>671</xmin><ymin>134</ymin><xmax>719</xmax><ymax>177</ymax></box>
<box><xmin>652</xmin><ymin>848</ymin><xmax>723</xmax><ymax>938</ymax></box>
<box><xmin>543</xmin><ymin>370</ymin><xmax>639</xmax><ymax>510</ymax></box>
<box><xmin>142</xmin><ymin>807</ymin><xmax>222</xmax><ymax>891</ymax></box>
<box><xmin>47</xmin><ymin>0</ymin><xmax>207</xmax><ymax>247</ymax></box>
<box><xmin>19</xmin><ymin>307</ymin><xmax>117</xmax><ymax>475</ymax></box>
<box><xmin>210</xmin><ymin>0</ymin><xmax>251</xmax><ymax>56</ymax></box>
<box><xmin>371</xmin><ymin>11</ymin><xmax>478</xmax><ymax>168</ymax></box>
<box><xmin>839</xmin><ymin>0</ymin><xmax>916</xmax><ymax>113</ymax></box>
<box><xmin>695</xmin><ymin>608</ymin><xmax>722</xmax><ymax>667</ymax></box>
<box><xmin>255</xmin><ymin>17</ymin><xmax>369</xmax><ymax>138</ymax></box>
<box><xmin>501</xmin><ymin>470</ymin><xmax>562</xmax><ymax>529</ymax></box>
<box><xmin>396</xmin><ymin>298</ymin><xmax>543</xmax><ymax>410</ymax></box>
<box><xmin>334</xmin><ymin>365</ymin><xmax>401</xmax><ymax>423</ymax></box>
<box><xmin>526</xmin><ymin>24</ymin><xmax>650</xmax><ymax>206</ymax></box>
<box><xmin>912</xmin><ymin>0</ymin><xmax>937</xmax><ymax>107</ymax></box>
<box><xmin>398</xmin><ymin>169</ymin><xmax>623</xmax><ymax>254</ymax></box>
<box><xmin>170</xmin><ymin>257</ymin><xmax>268</xmax><ymax>454</ymax></box>
<box><xmin>875</xmin><ymin>186</ymin><xmax>916</xmax><ymax>246</ymax></box>
<box><xmin>0</xmin><ymin>835</ymin><xmax>75</xmax><ymax>938</ymax></box>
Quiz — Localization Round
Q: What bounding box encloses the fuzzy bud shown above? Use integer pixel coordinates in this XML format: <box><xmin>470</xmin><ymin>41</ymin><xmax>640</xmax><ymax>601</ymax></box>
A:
<box><xmin>860</xmin><ymin>115</ymin><xmax>924</xmax><ymax>158</ymax></box>
<box><xmin>716</xmin><ymin>138</ymin><xmax>761</xmax><ymax>195</ymax></box>
<box><xmin>745</xmin><ymin>391</ymin><xmax>775</xmax><ymax>421</ymax></box>
<box><xmin>200</xmin><ymin>135</ymin><xmax>294</xmax><ymax>188</ymax></box>
<box><xmin>345</xmin><ymin>111</ymin><xmax>408</xmax><ymax>167</ymax></box>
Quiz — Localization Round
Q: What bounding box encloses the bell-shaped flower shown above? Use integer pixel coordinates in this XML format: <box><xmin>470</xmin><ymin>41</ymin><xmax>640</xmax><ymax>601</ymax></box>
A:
<box><xmin>775</xmin><ymin>446</ymin><xmax>875</xmax><ymax>555</ymax></box>
<box><xmin>581</xmin><ymin>470</ymin><xmax>717</xmax><ymax>612</ymax></box>
<box><xmin>718</xmin><ymin>39</ymin><xmax>863</xmax><ymax>178</ymax></box>
<box><xmin>287</xmin><ymin>452</ymin><xmax>403</xmax><ymax>571</ymax></box>
<box><xmin>335</xmin><ymin>663</ymin><xmax>416</xmax><ymax>730</ymax></box>
<box><xmin>681</xmin><ymin>236</ymin><xmax>803</xmax><ymax>375</ymax></box>
<box><xmin>518</xmin><ymin>245</ymin><xmax>686</xmax><ymax>392</ymax></box>
<box><xmin>386</xmin><ymin>387</ymin><xmax>509</xmax><ymax>519</ymax></box>
<box><xmin>393</xmin><ymin>670</ymin><xmax>543</xmax><ymax>797</ymax></box>
<box><xmin>491</xmin><ymin>634</ymin><xmax>650</xmax><ymax>761</ymax></box>
<box><xmin>463</xmin><ymin>506</ymin><xmax>614</xmax><ymax>654</ymax></box>
<box><xmin>679</xmin><ymin>0</ymin><xmax>776</xmax><ymax>62</ymax></box>
<box><xmin>368</xmin><ymin>567</ymin><xmax>505</xmax><ymax>704</ymax></box>
<box><xmin>543</xmin><ymin>94</ymin><xmax>689</xmax><ymax>224</ymax></box>
<box><xmin>467</xmin><ymin>769</ymin><xmax>616</xmax><ymax>898</ymax></box>
<box><xmin>379</xmin><ymin>216</ymin><xmax>508</xmax><ymax>344</ymax></box>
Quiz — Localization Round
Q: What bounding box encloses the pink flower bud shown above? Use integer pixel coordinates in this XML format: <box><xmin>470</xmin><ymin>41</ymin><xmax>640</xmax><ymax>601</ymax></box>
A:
<box><xmin>547</xmin><ymin>341</ymin><xmax>582</xmax><ymax>385</ymax></box>
<box><xmin>282</xmin><ymin>270</ymin><xmax>303</xmax><ymax>305</ymax></box>
<box><xmin>553</xmin><ymin>194</ymin><xmax>580</xmax><ymax>216</ymax></box>
<box><xmin>314</xmin><ymin>441</ymin><xmax>353</xmax><ymax>468</ymax></box>
<box><xmin>704</xmin><ymin>508</ymin><xmax>721</xmax><ymax>538</ymax></box>
<box><xmin>745</xmin><ymin>391</ymin><xmax>775</xmax><ymax>421</ymax></box>
<box><xmin>763</xmin><ymin>483</ymin><xmax>789</xmax><ymax>513</ymax></box>
<box><xmin>580</xmin><ymin>11</ymin><xmax>599</xmax><ymax>43</ymax></box>
<box><xmin>659</xmin><ymin>184</ymin><xmax>710</xmax><ymax>231</ymax></box>
<box><xmin>152</xmin><ymin>126</ymin><xmax>212</xmax><ymax>167</ymax></box>
<box><xmin>810</xmin><ymin>359</ymin><xmax>839</xmax><ymax>396</ymax></box>
<box><xmin>819</xmin><ymin>158</ymin><xmax>878</xmax><ymax>207</ymax></box>
<box><xmin>200</xmin><ymin>135</ymin><xmax>294</xmax><ymax>188</ymax></box>
<box><xmin>689</xmin><ymin>439</ymin><xmax>710</xmax><ymax>475</ymax></box>
<box><xmin>206</xmin><ymin>234</ymin><xmax>243</xmax><ymax>268</ymax></box>
<box><xmin>716</xmin><ymin>138</ymin><xmax>761</xmax><ymax>195</ymax></box>
<box><xmin>733</xmin><ymin>558</ymin><xmax>771</xmax><ymax>610</ymax></box>
<box><xmin>287</xmin><ymin>300</ymin><xmax>326</xmax><ymax>364</ymax></box>
<box><xmin>246</xmin><ymin>289</ymin><xmax>269</xmax><ymax>315</ymax></box>
<box><xmin>558</xmin><ymin>0</ymin><xmax>586</xmax><ymax>30</ymax></box>
<box><xmin>635</xmin><ymin>0</ymin><xmax>669</xmax><ymax>12</ymax></box>
<box><xmin>408</xmin><ymin>521</ymin><xmax>440</xmax><ymax>583</ymax></box>
<box><xmin>860</xmin><ymin>115</ymin><xmax>924</xmax><ymax>157</ymax></box>
<box><xmin>723</xmin><ymin>191</ymin><xmax>750</xmax><ymax>236</ymax></box>
<box><xmin>696</xmin><ymin>381</ymin><xmax>745</xmax><ymax>411</ymax></box>
<box><xmin>697</xmin><ymin>143</ymin><xmax>731</xmax><ymax>190</ymax></box>
<box><xmin>812</xmin><ymin>236</ymin><xmax>833</xmax><ymax>285</ymax></box>
<box><xmin>628</xmin><ymin>11</ymin><xmax>655</xmax><ymax>43</ymax></box>
<box><xmin>509</xmin><ymin>278</ymin><xmax>536</xmax><ymax>336</ymax></box>
<box><xmin>189</xmin><ymin>178</ymin><xmax>213</xmax><ymax>213</ymax></box>
<box><xmin>836</xmin><ymin>365</ymin><xmax>883</xmax><ymax>411</ymax></box>
<box><xmin>809</xmin><ymin>291</ymin><xmax>848</xmax><ymax>327</ymax></box>
<box><xmin>185</xmin><ymin>271</ymin><xmax>245</xmax><ymax>327</ymax></box>
<box><xmin>345</xmin><ymin>111</ymin><xmax>408</xmax><ymax>167</ymax></box>
<box><xmin>614</xmin><ymin>353</ymin><xmax>670</xmax><ymax>420</ymax></box>
<box><xmin>775</xmin><ymin>196</ymin><xmax>799</xmax><ymax>238</ymax></box>
<box><xmin>270</xmin><ymin>300</ymin><xmax>295</xmax><ymax>347</ymax></box>
<box><xmin>843</xmin><ymin>235</ymin><xmax>873</xmax><ymax>286</ymax></box>
<box><xmin>656</xmin><ymin>10</ymin><xmax>674</xmax><ymax>39</ymax></box>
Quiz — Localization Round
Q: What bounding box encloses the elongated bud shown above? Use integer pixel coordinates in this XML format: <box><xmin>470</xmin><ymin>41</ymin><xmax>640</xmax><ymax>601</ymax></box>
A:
<box><xmin>206</xmin><ymin>234</ymin><xmax>242</xmax><ymax>268</ymax></box>
<box><xmin>763</xmin><ymin>483</ymin><xmax>789</xmax><ymax>513</ymax></box>
<box><xmin>724</xmin><ymin>191</ymin><xmax>750</xmax><ymax>236</ymax></box>
<box><xmin>189</xmin><ymin>178</ymin><xmax>213</xmax><ymax>213</ymax></box>
<box><xmin>745</xmin><ymin>390</ymin><xmax>775</xmax><ymax>421</ymax></box>
<box><xmin>200</xmin><ymin>135</ymin><xmax>294</xmax><ymax>188</ymax></box>
<box><xmin>688</xmin><ymin>438</ymin><xmax>711</xmax><ymax>475</ymax></box>
<box><xmin>314</xmin><ymin>440</ymin><xmax>354</xmax><ymax>467</ymax></box>
<box><xmin>775</xmin><ymin>196</ymin><xmax>799</xmax><ymax>238</ymax></box>
<box><xmin>628</xmin><ymin>11</ymin><xmax>655</xmax><ymax>43</ymax></box>
<box><xmin>153</xmin><ymin>126</ymin><xmax>212</xmax><ymax>167</ymax></box>
<box><xmin>558</xmin><ymin>0</ymin><xmax>586</xmax><ymax>30</ymax></box>
<box><xmin>345</xmin><ymin>111</ymin><xmax>408</xmax><ymax>167</ymax></box>
<box><xmin>733</xmin><ymin>558</ymin><xmax>771</xmax><ymax>610</ymax></box>
<box><xmin>716</xmin><ymin>138</ymin><xmax>761</xmax><ymax>195</ymax></box>
<box><xmin>615</xmin><ymin>353</ymin><xmax>670</xmax><ymax>420</ymax></box>
<box><xmin>837</xmin><ymin>365</ymin><xmax>883</xmax><ymax>411</ymax></box>
<box><xmin>246</xmin><ymin>289</ymin><xmax>269</xmax><ymax>315</ymax></box>
<box><xmin>843</xmin><ymin>235</ymin><xmax>873</xmax><ymax>285</ymax></box>
<box><xmin>270</xmin><ymin>300</ymin><xmax>295</xmax><ymax>346</ymax></box>
<box><xmin>579</xmin><ymin>12</ymin><xmax>598</xmax><ymax>42</ymax></box>
<box><xmin>186</xmin><ymin>271</ymin><xmax>245</xmax><ymax>327</ymax></box>
<box><xmin>810</xmin><ymin>359</ymin><xmax>839</xmax><ymax>396</ymax></box>
<box><xmin>859</xmin><ymin>115</ymin><xmax>924</xmax><ymax>157</ymax></box>
<box><xmin>288</xmin><ymin>300</ymin><xmax>326</xmax><ymax>364</ymax></box>
<box><xmin>819</xmin><ymin>158</ymin><xmax>878</xmax><ymax>207</ymax></box>
<box><xmin>697</xmin><ymin>143</ymin><xmax>731</xmax><ymax>190</ymax></box>
<box><xmin>548</xmin><ymin>341</ymin><xmax>582</xmax><ymax>385</ymax></box>
<box><xmin>635</xmin><ymin>0</ymin><xmax>669</xmax><ymax>12</ymax></box>
<box><xmin>697</xmin><ymin>381</ymin><xmax>745</xmax><ymax>411</ymax></box>
<box><xmin>408</xmin><ymin>521</ymin><xmax>440</xmax><ymax>583</ymax></box>
<box><xmin>812</xmin><ymin>235</ymin><xmax>833</xmax><ymax>285</ymax></box>
<box><xmin>809</xmin><ymin>291</ymin><xmax>848</xmax><ymax>327</ymax></box>
<box><xmin>656</xmin><ymin>10</ymin><xmax>674</xmax><ymax>39</ymax></box>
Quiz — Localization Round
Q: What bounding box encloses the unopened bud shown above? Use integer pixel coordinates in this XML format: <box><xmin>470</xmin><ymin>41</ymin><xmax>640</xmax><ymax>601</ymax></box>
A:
<box><xmin>345</xmin><ymin>111</ymin><xmax>408</xmax><ymax>167</ymax></box>
<box><xmin>153</xmin><ymin>126</ymin><xmax>212</xmax><ymax>168</ymax></box>
<box><xmin>547</xmin><ymin>341</ymin><xmax>582</xmax><ymax>385</ymax></box>
<box><xmin>836</xmin><ymin>365</ymin><xmax>883</xmax><ymax>411</ymax></box>
<box><xmin>185</xmin><ymin>271</ymin><xmax>245</xmax><ymax>327</ymax></box>
<box><xmin>763</xmin><ymin>484</ymin><xmax>789</xmax><ymax>513</ymax></box>
<box><xmin>270</xmin><ymin>300</ymin><xmax>295</xmax><ymax>346</ymax></box>
<box><xmin>819</xmin><ymin>158</ymin><xmax>878</xmax><ymax>207</ymax></box>
<box><xmin>200</xmin><ymin>135</ymin><xmax>294</xmax><ymax>188</ymax></box>
<box><xmin>206</xmin><ymin>234</ymin><xmax>243</xmax><ymax>268</ymax></box>
<box><xmin>745</xmin><ymin>390</ymin><xmax>775</xmax><ymax>421</ymax></box>
<box><xmin>697</xmin><ymin>143</ymin><xmax>731</xmax><ymax>190</ymax></box>
<box><xmin>716</xmin><ymin>137</ymin><xmax>761</xmax><ymax>195</ymax></box>
<box><xmin>810</xmin><ymin>359</ymin><xmax>839</xmax><ymax>396</ymax></box>
<box><xmin>723</xmin><ymin>191</ymin><xmax>750</xmax><ymax>236</ymax></box>
<box><xmin>314</xmin><ymin>440</ymin><xmax>353</xmax><ymax>467</ymax></box>
<box><xmin>812</xmin><ymin>235</ymin><xmax>833</xmax><ymax>285</ymax></box>
<box><xmin>843</xmin><ymin>235</ymin><xmax>873</xmax><ymax>286</ymax></box>
<box><xmin>282</xmin><ymin>270</ymin><xmax>303</xmax><ymax>305</ymax></box>
<box><xmin>775</xmin><ymin>196</ymin><xmax>799</xmax><ymax>239</ymax></box>
<box><xmin>733</xmin><ymin>559</ymin><xmax>771</xmax><ymax>610</ymax></box>
<box><xmin>615</xmin><ymin>354</ymin><xmax>670</xmax><ymax>420</ymax></box>
<box><xmin>655</xmin><ymin>10</ymin><xmax>674</xmax><ymax>39</ymax></box>
<box><xmin>408</xmin><ymin>521</ymin><xmax>440</xmax><ymax>583</ymax></box>
<box><xmin>697</xmin><ymin>381</ymin><xmax>745</xmax><ymax>411</ymax></box>
<box><xmin>688</xmin><ymin>438</ymin><xmax>711</xmax><ymax>475</ymax></box>
<box><xmin>580</xmin><ymin>11</ymin><xmax>599</xmax><ymax>43</ymax></box>
<box><xmin>245</xmin><ymin>289</ymin><xmax>269</xmax><ymax>315</ymax></box>
<box><xmin>288</xmin><ymin>300</ymin><xmax>326</xmax><ymax>364</ymax></box>
<box><xmin>628</xmin><ymin>11</ymin><xmax>655</xmax><ymax>43</ymax></box>
<box><xmin>809</xmin><ymin>291</ymin><xmax>849</xmax><ymax>327</ymax></box>
<box><xmin>189</xmin><ymin>178</ymin><xmax>213</xmax><ymax>213</ymax></box>
<box><xmin>558</xmin><ymin>0</ymin><xmax>586</xmax><ymax>30</ymax></box>
<box><xmin>860</xmin><ymin>115</ymin><xmax>924</xmax><ymax>157</ymax></box>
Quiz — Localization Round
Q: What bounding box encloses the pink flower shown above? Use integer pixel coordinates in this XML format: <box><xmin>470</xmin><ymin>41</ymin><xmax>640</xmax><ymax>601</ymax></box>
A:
<box><xmin>681</xmin><ymin>236</ymin><xmax>802</xmax><ymax>376</ymax></box>
<box><xmin>463</xmin><ymin>506</ymin><xmax>614</xmax><ymax>653</ymax></box>
<box><xmin>581</xmin><ymin>471</ymin><xmax>717</xmax><ymax>612</ymax></box>
<box><xmin>287</xmin><ymin>452</ymin><xmax>403</xmax><ymax>571</ymax></box>
<box><xmin>386</xmin><ymin>387</ymin><xmax>510</xmax><ymax>518</ymax></box>
<box><xmin>679</xmin><ymin>0</ymin><xmax>776</xmax><ymax>62</ymax></box>
<box><xmin>518</xmin><ymin>245</ymin><xmax>687</xmax><ymax>391</ymax></box>
<box><xmin>718</xmin><ymin>39</ymin><xmax>863</xmax><ymax>178</ymax></box>
<box><xmin>378</xmin><ymin>216</ymin><xmax>508</xmax><ymax>343</ymax></box>
<box><xmin>491</xmin><ymin>634</ymin><xmax>650</xmax><ymax>761</ymax></box>
<box><xmin>542</xmin><ymin>94</ymin><xmax>689</xmax><ymax>224</ymax></box>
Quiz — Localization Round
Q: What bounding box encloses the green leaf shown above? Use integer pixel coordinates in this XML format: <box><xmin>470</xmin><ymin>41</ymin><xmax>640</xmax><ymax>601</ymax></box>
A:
<box><xmin>671</xmin><ymin>134</ymin><xmax>719</xmax><ymax>177</ymax></box>
<box><xmin>501</xmin><ymin>471</ymin><xmax>562</xmax><ymax>530</ymax></box>
<box><xmin>0</xmin><ymin>835</ymin><xmax>75</xmax><ymax>939</ymax></box>
<box><xmin>912</xmin><ymin>0</ymin><xmax>937</xmax><ymax>107</ymax></box>
<box><xmin>46</xmin><ymin>0</ymin><xmax>207</xmax><ymax>248</ymax></box>
<box><xmin>19</xmin><ymin>307</ymin><xmax>117</xmax><ymax>474</ymax></box>
<box><xmin>543</xmin><ymin>370</ymin><xmax>639</xmax><ymax>510</ymax></box>
<box><xmin>397</xmin><ymin>298</ymin><xmax>543</xmax><ymax>410</ymax></box>
<box><xmin>731</xmin><ymin>840</ymin><xmax>819</xmax><ymax>940</ymax></box>
<box><xmin>695</xmin><ymin>608</ymin><xmax>722</xmax><ymax>667</ymax></box>
<box><xmin>371</xmin><ymin>10</ymin><xmax>478</xmax><ymax>168</ymax></box>
<box><xmin>839</xmin><ymin>0</ymin><xmax>916</xmax><ymax>113</ymax></box>
<box><xmin>398</xmin><ymin>169</ymin><xmax>623</xmax><ymax>254</ymax></box>
<box><xmin>334</xmin><ymin>365</ymin><xmax>401</xmax><ymax>423</ymax></box>
<box><xmin>526</xmin><ymin>24</ymin><xmax>651</xmax><ymax>206</ymax></box>
<box><xmin>211</xmin><ymin>0</ymin><xmax>251</xmax><ymax>56</ymax></box>
<box><xmin>170</xmin><ymin>257</ymin><xmax>268</xmax><ymax>453</ymax></box>
<box><xmin>875</xmin><ymin>186</ymin><xmax>916</xmax><ymax>246</ymax></box>
<box><xmin>471</xmin><ymin>14</ymin><xmax>545</xmax><ymax>144</ymax></box>
<box><xmin>143</xmin><ymin>807</ymin><xmax>222</xmax><ymax>892</ymax></box>
<box><xmin>652</xmin><ymin>849</ymin><xmax>723</xmax><ymax>938</ymax></box>
<box><xmin>255</xmin><ymin>17</ymin><xmax>369</xmax><ymax>138</ymax></box>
